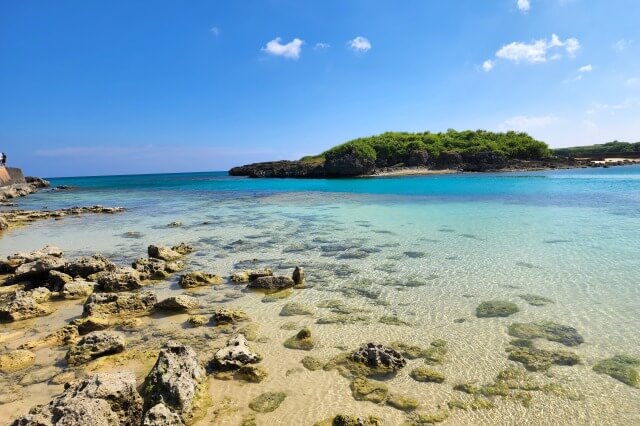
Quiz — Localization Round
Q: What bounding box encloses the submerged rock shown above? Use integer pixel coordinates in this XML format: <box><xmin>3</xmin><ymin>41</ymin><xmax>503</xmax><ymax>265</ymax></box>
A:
<box><xmin>0</xmin><ymin>290</ymin><xmax>52</xmax><ymax>322</ymax></box>
<box><xmin>301</xmin><ymin>356</ymin><xmax>324</xmax><ymax>371</ymax></box>
<box><xmin>155</xmin><ymin>295</ymin><xmax>199</xmax><ymax>312</ymax></box>
<box><xmin>350</xmin><ymin>377</ymin><xmax>388</xmax><ymax>403</ymax></box>
<box><xmin>210</xmin><ymin>334</ymin><xmax>262</xmax><ymax>371</ymax></box>
<box><xmin>508</xmin><ymin>321</ymin><xmax>584</xmax><ymax>346</ymax></box>
<box><xmin>66</xmin><ymin>330</ymin><xmax>126</xmax><ymax>365</ymax></box>
<box><xmin>11</xmin><ymin>372</ymin><xmax>143</xmax><ymax>425</ymax></box>
<box><xmin>178</xmin><ymin>272</ymin><xmax>223</xmax><ymax>288</ymax></box>
<box><xmin>284</xmin><ymin>327</ymin><xmax>315</xmax><ymax>351</ymax></box>
<box><xmin>386</xmin><ymin>394</ymin><xmax>419</xmax><ymax>411</ymax></box>
<box><xmin>248</xmin><ymin>391</ymin><xmax>286</xmax><ymax>413</ymax></box>
<box><xmin>235</xmin><ymin>365</ymin><xmax>268</xmax><ymax>383</ymax></box>
<box><xmin>476</xmin><ymin>300</ymin><xmax>519</xmax><ymax>318</ymax></box>
<box><xmin>518</xmin><ymin>294</ymin><xmax>554</xmax><ymax>306</ymax></box>
<box><xmin>280</xmin><ymin>301</ymin><xmax>314</xmax><ymax>316</ymax></box>
<box><xmin>506</xmin><ymin>339</ymin><xmax>580</xmax><ymax>371</ymax></box>
<box><xmin>593</xmin><ymin>355</ymin><xmax>640</xmax><ymax>388</ymax></box>
<box><xmin>410</xmin><ymin>367</ymin><xmax>445</xmax><ymax>383</ymax></box>
<box><xmin>143</xmin><ymin>341</ymin><xmax>206</xmax><ymax>423</ymax></box>
<box><xmin>0</xmin><ymin>349</ymin><xmax>36</xmax><ymax>373</ymax></box>
<box><xmin>82</xmin><ymin>291</ymin><xmax>157</xmax><ymax>318</ymax></box>
<box><xmin>248</xmin><ymin>275</ymin><xmax>295</xmax><ymax>290</ymax></box>
<box><xmin>317</xmin><ymin>415</ymin><xmax>382</xmax><ymax>426</ymax></box>
<box><xmin>424</xmin><ymin>339</ymin><xmax>448</xmax><ymax>365</ymax></box>
<box><xmin>350</xmin><ymin>343</ymin><xmax>407</xmax><ymax>375</ymax></box>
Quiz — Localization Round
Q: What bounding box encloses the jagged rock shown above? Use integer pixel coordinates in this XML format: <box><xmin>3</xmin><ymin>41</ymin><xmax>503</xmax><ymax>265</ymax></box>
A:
<box><xmin>461</xmin><ymin>152</ymin><xmax>508</xmax><ymax>172</ymax></box>
<box><xmin>27</xmin><ymin>287</ymin><xmax>52</xmax><ymax>303</ymax></box>
<box><xmin>62</xmin><ymin>279</ymin><xmax>96</xmax><ymax>299</ymax></box>
<box><xmin>235</xmin><ymin>365</ymin><xmax>268</xmax><ymax>383</ymax></box>
<box><xmin>178</xmin><ymin>272</ymin><xmax>223</xmax><ymax>288</ymax></box>
<box><xmin>171</xmin><ymin>243</ymin><xmax>194</xmax><ymax>255</ymax></box>
<box><xmin>0</xmin><ymin>290</ymin><xmax>52</xmax><ymax>322</ymax></box>
<box><xmin>18</xmin><ymin>324</ymin><xmax>79</xmax><ymax>350</ymax></box>
<box><xmin>82</xmin><ymin>291</ymin><xmax>157</xmax><ymax>318</ymax></box>
<box><xmin>74</xmin><ymin>317</ymin><xmax>111</xmax><ymax>335</ymax></box>
<box><xmin>351</xmin><ymin>343</ymin><xmax>407</xmax><ymax>373</ymax></box>
<box><xmin>95</xmin><ymin>267</ymin><xmax>142</xmax><ymax>292</ymax></box>
<box><xmin>187</xmin><ymin>315</ymin><xmax>208</xmax><ymax>327</ymax></box>
<box><xmin>65</xmin><ymin>254</ymin><xmax>116</xmax><ymax>278</ymax></box>
<box><xmin>148</xmin><ymin>245</ymin><xmax>182</xmax><ymax>261</ymax></box>
<box><xmin>143</xmin><ymin>341</ymin><xmax>205</xmax><ymax>422</ymax></box>
<box><xmin>406</xmin><ymin>150</ymin><xmax>430</xmax><ymax>167</ymax></box>
<box><xmin>47</xmin><ymin>270</ymin><xmax>73</xmax><ymax>291</ymax></box>
<box><xmin>11</xmin><ymin>372</ymin><xmax>143</xmax><ymax>425</ymax></box>
<box><xmin>143</xmin><ymin>403</ymin><xmax>185</xmax><ymax>426</ymax></box>
<box><xmin>167</xmin><ymin>221</ymin><xmax>183</xmax><ymax>228</ymax></box>
<box><xmin>1</xmin><ymin>246</ymin><xmax>64</xmax><ymax>273</ymax></box>
<box><xmin>292</xmin><ymin>266</ymin><xmax>304</xmax><ymax>285</ymax></box>
<box><xmin>66</xmin><ymin>330</ymin><xmax>126</xmax><ymax>365</ymax></box>
<box><xmin>247</xmin><ymin>275</ymin><xmax>295</xmax><ymax>290</ymax></box>
<box><xmin>324</xmin><ymin>149</ymin><xmax>376</xmax><ymax>177</ymax></box>
<box><xmin>210</xmin><ymin>334</ymin><xmax>261</xmax><ymax>371</ymax></box>
<box><xmin>230</xmin><ymin>268</ymin><xmax>273</xmax><ymax>283</ymax></box>
<box><xmin>0</xmin><ymin>349</ymin><xmax>36</xmax><ymax>373</ymax></box>
<box><xmin>210</xmin><ymin>308</ymin><xmax>249</xmax><ymax>325</ymax></box>
<box><xmin>14</xmin><ymin>256</ymin><xmax>66</xmax><ymax>282</ymax></box>
<box><xmin>155</xmin><ymin>295</ymin><xmax>199</xmax><ymax>312</ymax></box>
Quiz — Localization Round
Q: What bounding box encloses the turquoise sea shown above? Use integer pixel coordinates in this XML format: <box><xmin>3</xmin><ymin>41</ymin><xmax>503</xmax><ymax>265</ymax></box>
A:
<box><xmin>1</xmin><ymin>165</ymin><xmax>639</xmax><ymax>425</ymax></box>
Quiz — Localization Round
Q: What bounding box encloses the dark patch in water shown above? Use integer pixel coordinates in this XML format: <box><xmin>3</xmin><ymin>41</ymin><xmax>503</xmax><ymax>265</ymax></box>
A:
<box><xmin>543</xmin><ymin>239</ymin><xmax>572</xmax><ymax>244</ymax></box>
<box><xmin>516</xmin><ymin>262</ymin><xmax>540</xmax><ymax>269</ymax></box>
<box><xmin>404</xmin><ymin>251</ymin><xmax>427</xmax><ymax>259</ymax></box>
<box><xmin>460</xmin><ymin>234</ymin><xmax>484</xmax><ymax>241</ymax></box>
<box><xmin>439</xmin><ymin>228</ymin><xmax>455</xmax><ymax>233</ymax></box>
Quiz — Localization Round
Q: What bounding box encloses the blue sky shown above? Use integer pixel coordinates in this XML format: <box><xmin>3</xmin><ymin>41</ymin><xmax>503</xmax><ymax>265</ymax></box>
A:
<box><xmin>1</xmin><ymin>0</ymin><xmax>639</xmax><ymax>177</ymax></box>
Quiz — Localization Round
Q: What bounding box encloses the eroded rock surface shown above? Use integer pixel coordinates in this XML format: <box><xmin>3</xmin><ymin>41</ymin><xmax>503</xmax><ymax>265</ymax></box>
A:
<box><xmin>66</xmin><ymin>330</ymin><xmax>126</xmax><ymax>365</ymax></box>
<box><xmin>82</xmin><ymin>291</ymin><xmax>157</xmax><ymax>318</ymax></box>
<box><xmin>210</xmin><ymin>334</ymin><xmax>261</xmax><ymax>371</ymax></box>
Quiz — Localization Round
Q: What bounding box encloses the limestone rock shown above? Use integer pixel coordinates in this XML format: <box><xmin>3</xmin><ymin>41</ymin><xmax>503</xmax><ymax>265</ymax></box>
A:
<box><xmin>66</xmin><ymin>330</ymin><xmax>126</xmax><ymax>365</ymax></box>
<box><xmin>14</xmin><ymin>256</ymin><xmax>66</xmax><ymax>282</ymax></box>
<box><xmin>82</xmin><ymin>291</ymin><xmax>157</xmax><ymax>318</ymax></box>
<box><xmin>148</xmin><ymin>245</ymin><xmax>182</xmax><ymax>261</ymax></box>
<box><xmin>0</xmin><ymin>349</ymin><xmax>36</xmax><ymax>373</ymax></box>
<box><xmin>230</xmin><ymin>268</ymin><xmax>272</xmax><ymax>283</ymax></box>
<box><xmin>0</xmin><ymin>290</ymin><xmax>52</xmax><ymax>322</ymax></box>
<box><xmin>210</xmin><ymin>308</ymin><xmax>249</xmax><ymax>325</ymax></box>
<box><xmin>351</xmin><ymin>343</ymin><xmax>407</xmax><ymax>373</ymax></box>
<box><xmin>47</xmin><ymin>270</ymin><xmax>73</xmax><ymax>291</ymax></box>
<box><xmin>143</xmin><ymin>341</ymin><xmax>205</xmax><ymax>422</ymax></box>
<box><xmin>284</xmin><ymin>328</ymin><xmax>315</xmax><ymax>351</ymax></box>
<box><xmin>178</xmin><ymin>272</ymin><xmax>223</xmax><ymax>288</ymax></box>
<box><xmin>62</xmin><ymin>279</ymin><xmax>96</xmax><ymax>299</ymax></box>
<box><xmin>247</xmin><ymin>275</ymin><xmax>294</xmax><ymax>290</ymax></box>
<box><xmin>96</xmin><ymin>267</ymin><xmax>142</xmax><ymax>292</ymax></box>
<box><xmin>65</xmin><ymin>254</ymin><xmax>116</xmax><ymax>278</ymax></box>
<box><xmin>210</xmin><ymin>334</ymin><xmax>261</xmax><ymax>371</ymax></box>
<box><xmin>1</xmin><ymin>246</ymin><xmax>64</xmax><ymax>273</ymax></box>
<box><xmin>143</xmin><ymin>403</ymin><xmax>185</xmax><ymax>426</ymax></box>
<box><xmin>155</xmin><ymin>295</ymin><xmax>199</xmax><ymax>312</ymax></box>
<box><xmin>11</xmin><ymin>372</ymin><xmax>143</xmax><ymax>426</ymax></box>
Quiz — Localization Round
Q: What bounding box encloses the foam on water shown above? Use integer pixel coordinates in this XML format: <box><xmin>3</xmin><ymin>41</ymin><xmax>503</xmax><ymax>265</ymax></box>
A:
<box><xmin>1</xmin><ymin>166</ymin><xmax>639</xmax><ymax>425</ymax></box>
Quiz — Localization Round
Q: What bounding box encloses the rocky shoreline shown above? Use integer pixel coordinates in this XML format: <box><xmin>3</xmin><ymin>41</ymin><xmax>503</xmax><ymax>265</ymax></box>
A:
<box><xmin>229</xmin><ymin>152</ymin><xmax>636</xmax><ymax>178</ymax></box>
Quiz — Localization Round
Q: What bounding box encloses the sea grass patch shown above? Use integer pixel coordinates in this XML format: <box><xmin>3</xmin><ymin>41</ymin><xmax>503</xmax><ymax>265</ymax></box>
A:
<box><xmin>508</xmin><ymin>321</ymin><xmax>584</xmax><ymax>346</ymax></box>
<box><xmin>593</xmin><ymin>355</ymin><xmax>640</xmax><ymax>387</ymax></box>
<box><xmin>476</xmin><ymin>301</ymin><xmax>519</xmax><ymax>318</ymax></box>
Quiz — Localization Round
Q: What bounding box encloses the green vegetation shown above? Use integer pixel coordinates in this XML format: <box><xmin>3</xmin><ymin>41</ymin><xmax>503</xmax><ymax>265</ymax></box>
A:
<box><xmin>554</xmin><ymin>141</ymin><xmax>640</xmax><ymax>157</ymax></box>
<box><xmin>593</xmin><ymin>355</ymin><xmax>640</xmax><ymax>387</ymax></box>
<box><xmin>302</xmin><ymin>130</ymin><xmax>552</xmax><ymax>165</ymax></box>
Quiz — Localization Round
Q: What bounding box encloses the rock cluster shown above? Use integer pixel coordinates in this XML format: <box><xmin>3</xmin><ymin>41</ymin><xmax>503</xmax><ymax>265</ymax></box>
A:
<box><xmin>0</xmin><ymin>205</ymin><xmax>124</xmax><ymax>232</ymax></box>
<box><xmin>351</xmin><ymin>343</ymin><xmax>407</xmax><ymax>372</ymax></box>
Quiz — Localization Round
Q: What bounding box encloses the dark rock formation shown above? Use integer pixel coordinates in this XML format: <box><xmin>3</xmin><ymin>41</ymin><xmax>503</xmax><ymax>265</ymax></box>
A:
<box><xmin>324</xmin><ymin>151</ymin><xmax>376</xmax><ymax>177</ymax></box>
<box><xmin>351</xmin><ymin>343</ymin><xmax>407</xmax><ymax>372</ymax></box>
<box><xmin>155</xmin><ymin>295</ymin><xmax>199</xmax><ymax>312</ymax></box>
<box><xmin>247</xmin><ymin>275</ymin><xmax>295</xmax><ymax>290</ymax></box>
<box><xmin>65</xmin><ymin>254</ymin><xmax>116</xmax><ymax>278</ymax></box>
<box><xmin>230</xmin><ymin>160</ymin><xmax>325</xmax><ymax>178</ymax></box>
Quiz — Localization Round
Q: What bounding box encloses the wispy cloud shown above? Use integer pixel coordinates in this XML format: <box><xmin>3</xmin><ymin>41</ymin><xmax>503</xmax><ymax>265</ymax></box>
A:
<box><xmin>314</xmin><ymin>42</ymin><xmax>330</xmax><ymax>50</ymax></box>
<box><xmin>613</xmin><ymin>39</ymin><xmax>632</xmax><ymax>51</ymax></box>
<box><xmin>517</xmin><ymin>0</ymin><xmax>531</xmax><ymax>12</ymax></box>
<box><xmin>578</xmin><ymin>64</ymin><xmax>593</xmax><ymax>73</ymax></box>
<box><xmin>347</xmin><ymin>36</ymin><xmax>371</xmax><ymax>52</ymax></box>
<box><xmin>210</xmin><ymin>26</ymin><xmax>220</xmax><ymax>36</ymax></box>
<box><xmin>482</xmin><ymin>60</ymin><xmax>495</xmax><ymax>72</ymax></box>
<box><xmin>262</xmin><ymin>37</ymin><xmax>304</xmax><ymax>59</ymax></box>
<box><xmin>499</xmin><ymin>115</ymin><xmax>558</xmax><ymax>131</ymax></box>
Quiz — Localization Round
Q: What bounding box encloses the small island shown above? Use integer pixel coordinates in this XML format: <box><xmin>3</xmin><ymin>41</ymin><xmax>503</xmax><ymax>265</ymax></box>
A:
<box><xmin>230</xmin><ymin>131</ymin><xmax>639</xmax><ymax>178</ymax></box>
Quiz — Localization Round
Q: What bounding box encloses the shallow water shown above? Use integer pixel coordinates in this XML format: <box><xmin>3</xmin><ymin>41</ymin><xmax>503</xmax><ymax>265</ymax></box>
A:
<box><xmin>1</xmin><ymin>166</ymin><xmax>640</xmax><ymax>425</ymax></box>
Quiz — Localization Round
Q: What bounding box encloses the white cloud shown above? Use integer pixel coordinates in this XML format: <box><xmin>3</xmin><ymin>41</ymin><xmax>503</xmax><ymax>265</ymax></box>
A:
<box><xmin>499</xmin><ymin>115</ymin><xmax>558</xmax><ymax>132</ymax></box>
<box><xmin>482</xmin><ymin>60</ymin><xmax>495</xmax><ymax>72</ymax></box>
<box><xmin>517</xmin><ymin>0</ymin><xmax>531</xmax><ymax>12</ymax></box>
<box><xmin>261</xmin><ymin>37</ymin><xmax>304</xmax><ymax>59</ymax></box>
<box><xmin>210</xmin><ymin>27</ymin><xmax>220</xmax><ymax>36</ymax></box>
<box><xmin>613</xmin><ymin>39</ymin><xmax>632</xmax><ymax>51</ymax></box>
<box><xmin>314</xmin><ymin>42</ymin><xmax>330</xmax><ymax>50</ymax></box>
<box><xmin>578</xmin><ymin>64</ymin><xmax>592</xmax><ymax>72</ymax></box>
<box><xmin>626</xmin><ymin>77</ymin><xmax>640</xmax><ymax>88</ymax></box>
<box><xmin>495</xmin><ymin>34</ymin><xmax>580</xmax><ymax>64</ymax></box>
<box><xmin>347</xmin><ymin>36</ymin><xmax>372</xmax><ymax>52</ymax></box>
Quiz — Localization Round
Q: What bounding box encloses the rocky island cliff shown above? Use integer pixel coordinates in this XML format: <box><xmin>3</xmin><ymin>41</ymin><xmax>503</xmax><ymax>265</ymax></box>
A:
<box><xmin>229</xmin><ymin>130</ymin><xmax>614</xmax><ymax>178</ymax></box>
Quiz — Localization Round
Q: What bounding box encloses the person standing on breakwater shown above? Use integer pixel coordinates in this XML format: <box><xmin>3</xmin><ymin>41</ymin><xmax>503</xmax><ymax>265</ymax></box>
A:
<box><xmin>0</xmin><ymin>152</ymin><xmax>6</xmax><ymax>167</ymax></box>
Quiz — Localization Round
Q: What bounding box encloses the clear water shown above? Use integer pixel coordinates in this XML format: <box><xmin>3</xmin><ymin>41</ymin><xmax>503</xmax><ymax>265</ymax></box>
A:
<box><xmin>1</xmin><ymin>166</ymin><xmax>639</xmax><ymax>425</ymax></box>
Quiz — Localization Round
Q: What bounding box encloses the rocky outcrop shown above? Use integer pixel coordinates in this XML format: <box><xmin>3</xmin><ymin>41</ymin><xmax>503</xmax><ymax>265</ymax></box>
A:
<box><xmin>229</xmin><ymin>161</ymin><xmax>325</xmax><ymax>178</ymax></box>
<box><xmin>95</xmin><ymin>267</ymin><xmax>142</xmax><ymax>292</ymax></box>
<box><xmin>1</xmin><ymin>246</ymin><xmax>64</xmax><ymax>273</ymax></box>
<box><xmin>61</xmin><ymin>278</ymin><xmax>96</xmax><ymax>299</ymax></box>
<box><xmin>133</xmin><ymin>258</ymin><xmax>183</xmax><ymax>280</ymax></box>
<box><xmin>82</xmin><ymin>291</ymin><xmax>157</xmax><ymax>318</ymax></box>
<box><xmin>143</xmin><ymin>403</ymin><xmax>184</xmax><ymax>426</ymax></box>
<box><xmin>324</xmin><ymin>150</ymin><xmax>376</xmax><ymax>177</ymax></box>
<box><xmin>11</xmin><ymin>372</ymin><xmax>143</xmax><ymax>426</ymax></box>
<box><xmin>0</xmin><ymin>290</ymin><xmax>52</xmax><ymax>322</ymax></box>
<box><xmin>143</xmin><ymin>341</ymin><xmax>205</xmax><ymax>423</ymax></box>
<box><xmin>178</xmin><ymin>271</ymin><xmax>223</xmax><ymax>288</ymax></box>
<box><xmin>210</xmin><ymin>334</ymin><xmax>261</xmax><ymax>371</ymax></box>
<box><xmin>0</xmin><ymin>349</ymin><xmax>36</xmax><ymax>373</ymax></box>
<box><xmin>65</xmin><ymin>254</ymin><xmax>116</xmax><ymax>278</ymax></box>
<box><xmin>66</xmin><ymin>330</ymin><xmax>126</xmax><ymax>365</ymax></box>
<box><xmin>155</xmin><ymin>295</ymin><xmax>199</xmax><ymax>312</ymax></box>
<box><xmin>230</xmin><ymin>268</ymin><xmax>273</xmax><ymax>283</ymax></box>
<box><xmin>247</xmin><ymin>275</ymin><xmax>295</xmax><ymax>290</ymax></box>
<box><xmin>0</xmin><ymin>206</ymin><xmax>125</xmax><ymax>232</ymax></box>
<box><xmin>148</xmin><ymin>243</ymin><xmax>193</xmax><ymax>262</ymax></box>
<box><xmin>461</xmin><ymin>152</ymin><xmax>508</xmax><ymax>171</ymax></box>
